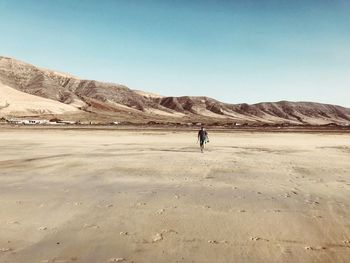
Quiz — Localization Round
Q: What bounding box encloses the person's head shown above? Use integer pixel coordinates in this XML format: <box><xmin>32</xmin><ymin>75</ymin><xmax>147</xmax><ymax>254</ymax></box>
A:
<box><xmin>201</xmin><ymin>127</ymin><xmax>204</xmax><ymax>130</ymax></box>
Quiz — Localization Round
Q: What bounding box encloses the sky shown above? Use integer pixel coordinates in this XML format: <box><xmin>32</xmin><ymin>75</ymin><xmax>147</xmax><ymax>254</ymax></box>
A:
<box><xmin>0</xmin><ymin>0</ymin><xmax>350</xmax><ymax>106</ymax></box>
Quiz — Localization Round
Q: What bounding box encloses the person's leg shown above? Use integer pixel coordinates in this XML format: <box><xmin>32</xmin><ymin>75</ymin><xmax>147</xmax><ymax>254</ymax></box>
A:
<box><xmin>200</xmin><ymin>140</ymin><xmax>204</xmax><ymax>152</ymax></box>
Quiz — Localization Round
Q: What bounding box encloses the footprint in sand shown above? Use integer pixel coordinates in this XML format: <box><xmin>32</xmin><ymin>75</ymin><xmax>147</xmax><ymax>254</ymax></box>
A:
<box><xmin>7</xmin><ymin>221</ymin><xmax>20</xmax><ymax>225</ymax></box>
<box><xmin>304</xmin><ymin>246</ymin><xmax>326</xmax><ymax>250</ymax></box>
<box><xmin>250</xmin><ymin>237</ymin><xmax>269</xmax><ymax>242</ymax></box>
<box><xmin>315</xmin><ymin>246</ymin><xmax>326</xmax><ymax>250</ymax></box>
<box><xmin>305</xmin><ymin>246</ymin><xmax>313</xmax><ymax>250</ymax></box>
<box><xmin>152</xmin><ymin>233</ymin><xmax>163</xmax><ymax>242</ymax></box>
<box><xmin>0</xmin><ymin>248</ymin><xmax>12</xmax><ymax>252</ymax></box>
<box><xmin>305</xmin><ymin>197</ymin><xmax>320</xmax><ymax>205</ymax></box>
<box><xmin>83</xmin><ymin>224</ymin><xmax>100</xmax><ymax>229</ymax></box>
<box><xmin>152</xmin><ymin>229</ymin><xmax>177</xmax><ymax>243</ymax></box>
<box><xmin>250</xmin><ymin>237</ymin><xmax>261</xmax><ymax>241</ymax></box>
<box><xmin>109</xmin><ymin>258</ymin><xmax>126</xmax><ymax>262</ymax></box>
<box><xmin>156</xmin><ymin>209</ymin><xmax>165</xmax><ymax>215</ymax></box>
<box><xmin>183</xmin><ymin>238</ymin><xmax>197</xmax><ymax>243</ymax></box>
<box><xmin>161</xmin><ymin>229</ymin><xmax>177</xmax><ymax>234</ymax></box>
<box><xmin>208</xmin><ymin>240</ymin><xmax>228</xmax><ymax>244</ymax></box>
<box><xmin>280</xmin><ymin>247</ymin><xmax>292</xmax><ymax>254</ymax></box>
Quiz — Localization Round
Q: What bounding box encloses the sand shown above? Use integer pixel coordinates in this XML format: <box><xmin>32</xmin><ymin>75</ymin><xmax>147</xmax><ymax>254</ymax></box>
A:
<box><xmin>0</xmin><ymin>129</ymin><xmax>349</xmax><ymax>263</ymax></box>
<box><xmin>0</xmin><ymin>81</ymin><xmax>79</xmax><ymax>116</ymax></box>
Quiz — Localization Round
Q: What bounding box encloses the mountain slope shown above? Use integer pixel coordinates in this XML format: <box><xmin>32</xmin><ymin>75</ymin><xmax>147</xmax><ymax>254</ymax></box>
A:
<box><xmin>1</xmin><ymin>56</ymin><xmax>350</xmax><ymax>125</ymax></box>
<box><xmin>0</xmin><ymin>81</ymin><xmax>80</xmax><ymax>116</ymax></box>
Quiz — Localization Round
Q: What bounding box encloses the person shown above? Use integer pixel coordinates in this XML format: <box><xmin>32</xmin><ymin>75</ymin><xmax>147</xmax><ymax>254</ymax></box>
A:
<box><xmin>198</xmin><ymin>127</ymin><xmax>209</xmax><ymax>153</ymax></box>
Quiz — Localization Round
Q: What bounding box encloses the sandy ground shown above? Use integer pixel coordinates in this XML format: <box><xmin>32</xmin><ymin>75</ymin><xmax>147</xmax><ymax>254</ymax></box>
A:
<box><xmin>0</xmin><ymin>129</ymin><xmax>349</xmax><ymax>263</ymax></box>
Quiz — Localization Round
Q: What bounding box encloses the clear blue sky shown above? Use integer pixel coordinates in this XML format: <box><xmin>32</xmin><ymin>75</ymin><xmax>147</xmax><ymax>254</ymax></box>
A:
<box><xmin>1</xmin><ymin>0</ymin><xmax>349</xmax><ymax>106</ymax></box>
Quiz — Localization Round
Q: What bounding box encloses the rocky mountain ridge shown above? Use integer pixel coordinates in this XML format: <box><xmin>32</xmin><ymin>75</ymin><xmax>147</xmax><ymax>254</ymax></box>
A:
<box><xmin>1</xmin><ymin>56</ymin><xmax>350</xmax><ymax>125</ymax></box>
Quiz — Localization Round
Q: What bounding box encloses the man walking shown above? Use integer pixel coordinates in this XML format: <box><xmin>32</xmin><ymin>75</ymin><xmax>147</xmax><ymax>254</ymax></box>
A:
<box><xmin>198</xmin><ymin>127</ymin><xmax>209</xmax><ymax>153</ymax></box>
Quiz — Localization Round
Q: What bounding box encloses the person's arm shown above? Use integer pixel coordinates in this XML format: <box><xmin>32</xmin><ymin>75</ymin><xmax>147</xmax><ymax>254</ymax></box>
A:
<box><xmin>205</xmin><ymin>131</ymin><xmax>209</xmax><ymax>141</ymax></box>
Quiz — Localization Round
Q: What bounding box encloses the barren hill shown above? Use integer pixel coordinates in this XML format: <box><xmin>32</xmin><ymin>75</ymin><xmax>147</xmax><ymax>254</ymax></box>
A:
<box><xmin>0</xmin><ymin>81</ymin><xmax>79</xmax><ymax>115</ymax></box>
<box><xmin>1</xmin><ymin>56</ymin><xmax>350</xmax><ymax>125</ymax></box>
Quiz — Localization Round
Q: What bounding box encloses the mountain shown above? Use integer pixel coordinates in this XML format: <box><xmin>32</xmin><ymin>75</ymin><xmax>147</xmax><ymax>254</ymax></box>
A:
<box><xmin>0</xmin><ymin>81</ymin><xmax>79</xmax><ymax>115</ymax></box>
<box><xmin>1</xmin><ymin>56</ymin><xmax>350</xmax><ymax>126</ymax></box>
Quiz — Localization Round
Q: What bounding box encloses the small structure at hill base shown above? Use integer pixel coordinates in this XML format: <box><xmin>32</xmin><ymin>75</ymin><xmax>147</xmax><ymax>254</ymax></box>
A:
<box><xmin>8</xmin><ymin>119</ymin><xmax>49</xmax><ymax>125</ymax></box>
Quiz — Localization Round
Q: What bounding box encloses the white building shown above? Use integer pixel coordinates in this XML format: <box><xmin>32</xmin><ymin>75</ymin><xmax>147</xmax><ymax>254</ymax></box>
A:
<box><xmin>8</xmin><ymin>119</ymin><xmax>49</xmax><ymax>125</ymax></box>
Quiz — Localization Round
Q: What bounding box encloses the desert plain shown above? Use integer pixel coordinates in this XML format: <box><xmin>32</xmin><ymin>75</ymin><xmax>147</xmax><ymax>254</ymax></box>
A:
<box><xmin>0</xmin><ymin>128</ymin><xmax>349</xmax><ymax>263</ymax></box>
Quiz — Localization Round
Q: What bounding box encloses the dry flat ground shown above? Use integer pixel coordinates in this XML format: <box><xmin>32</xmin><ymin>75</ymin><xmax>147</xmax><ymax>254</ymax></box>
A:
<box><xmin>0</xmin><ymin>129</ymin><xmax>349</xmax><ymax>263</ymax></box>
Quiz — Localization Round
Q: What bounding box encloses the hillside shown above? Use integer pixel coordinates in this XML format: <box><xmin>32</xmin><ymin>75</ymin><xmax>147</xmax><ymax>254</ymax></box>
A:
<box><xmin>0</xmin><ymin>81</ymin><xmax>79</xmax><ymax>115</ymax></box>
<box><xmin>1</xmin><ymin>56</ymin><xmax>350</xmax><ymax>125</ymax></box>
